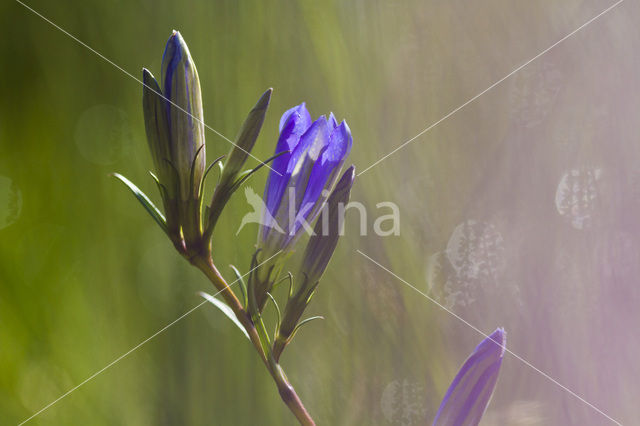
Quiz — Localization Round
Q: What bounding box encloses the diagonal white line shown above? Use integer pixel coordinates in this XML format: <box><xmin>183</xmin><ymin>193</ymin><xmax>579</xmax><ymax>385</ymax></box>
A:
<box><xmin>14</xmin><ymin>0</ymin><xmax>281</xmax><ymax>176</ymax></box>
<box><xmin>357</xmin><ymin>0</ymin><xmax>625</xmax><ymax>176</ymax></box>
<box><xmin>17</xmin><ymin>301</ymin><xmax>207</xmax><ymax>426</ymax></box>
<box><xmin>356</xmin><ymin>249</ymin><xmax>623</xmax><ymax>425</ymax></box>
<box><xmin>17</xmin><ymin>250</ymin><xmax>282</xmax><ymax>426</ymax></box>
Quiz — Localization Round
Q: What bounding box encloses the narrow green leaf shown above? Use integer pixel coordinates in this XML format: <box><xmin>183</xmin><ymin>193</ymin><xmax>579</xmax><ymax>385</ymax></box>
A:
<box><xmin>291</xmin><ymin>316</ymin><xmax>324</xmax><ymax>340</ymax></box>
<box><xmin>149</xmin><ymin>171</ymin><xmax>169</xmax><ymax>202</ymax></box>
<box><xmin>199</xmin><ymin>291</ymin><xmax>250</xmax><ymax>340</ymax></box>
<box><xmin>216</xmin><ymin>161</ymin><xmax>224</xmax><ymax>184</ymax></box>
<box><xmin>189</xmin><ymin>144</ymin><xmax>206</xmax><ymax>198</ymax></box>
<box><xmin>112</xmin><ymin>173</ymin><xmax>167</xmax><ymax>233</ymax></box>
<box><xmin>202</xmin><ymin>155</ymin><xmax>225</xmax><ymax>189</ymax></box>
<box><xmin>230</xmin><ymin>149</ymin><xmax>289</xmax><ymax>193</ymax></box>
<box><xmin>272</xmin><ymin>272</ymin><xmax>295</xmax><ymax>299</ymax></box>
<box><xmin>229</xmin><ymin>264</ymin><xmax>247</xmax><ymax>308</ymax></box>
<box><xmin>265</xmin><ymin>292</ymin><xmax>281</xmax><ymax>337</ymax></box>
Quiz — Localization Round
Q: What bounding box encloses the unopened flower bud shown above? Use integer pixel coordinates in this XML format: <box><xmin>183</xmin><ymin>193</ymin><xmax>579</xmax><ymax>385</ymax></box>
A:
<box><xmin>272</xmin><ymin>166</ymin><xmax>355</xmax><ymax>360</ymax></box>
<box><xmin>160</xmin><ymin>30</ymin><xmax>206</xmax><ymax>202</ymax></box>
<box><xmin>141</xmin><ymin>31</ymin><xmax>207</xmax><ymax>248</ymax></box>
<box><xmin>300</xmin><ymin>165</ymin><xmax>355</xmax><ymax>283</ymax></box>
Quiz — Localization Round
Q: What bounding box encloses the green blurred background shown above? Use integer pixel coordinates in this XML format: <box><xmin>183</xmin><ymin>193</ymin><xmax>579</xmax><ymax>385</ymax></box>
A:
<box><xmin>2</xmin><ymin>0</ymin><xmax>639</xmax><ymax>424</ymax></box>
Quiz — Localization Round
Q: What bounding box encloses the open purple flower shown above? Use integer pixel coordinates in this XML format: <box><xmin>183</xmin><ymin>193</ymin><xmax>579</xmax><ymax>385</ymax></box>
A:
<box><xmin>258</xmin><ymin>103</ymin><xmax>352</xmax><ymax>255</ymax></box>
<box><xmin>433</xmin><ymin>328</ymin><xmax>506</xmax><ymax>426</ymax></box>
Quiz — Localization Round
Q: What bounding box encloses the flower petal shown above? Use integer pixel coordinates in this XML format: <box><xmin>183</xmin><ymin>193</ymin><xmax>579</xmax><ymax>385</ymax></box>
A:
<box><xmin>262</xmin><ymin>104</ymin><xmax>313</xmax><ymax>225</ymax></box>
<box><xmin>279</xmin><ymin>102</ymin><xmax>311</xmax><ymax>133</ymax></box>
<box><xmin>328</xmin><ymin>112</ymin><xmax>338</xmax><ymax>130</ymax></box>
<box><xmin>272</xmin><ymin>117</ymin><xmax>329</xmax><ymax>238</ymax></box>
<box><xmin>328</xmin><ymin>121</ymin><xmax>353</xmax><ymax>161</ymax></box>
<box><xmin>294</xmin><ymin>120</ymin><xmax>353</xmax><ymax>229</ymax></box>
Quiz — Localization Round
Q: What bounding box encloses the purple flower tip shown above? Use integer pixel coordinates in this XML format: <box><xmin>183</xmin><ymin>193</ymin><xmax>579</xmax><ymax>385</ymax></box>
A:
<box><xmin>433</xmin><ymin>328</ymin><xmax>506</xmax><ymax>426</ymax></box>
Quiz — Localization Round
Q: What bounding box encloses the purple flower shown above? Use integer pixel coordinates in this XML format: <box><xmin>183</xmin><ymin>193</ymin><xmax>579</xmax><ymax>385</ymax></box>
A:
<box><xmin>259</xmin><ymin>103</ymin><xmax>352</xmax><ymax>254</ymax></box>
<box><xmin>433</xmin><ymin>328</ymin><xmax>506</xmax><ymax>426</ymax></box>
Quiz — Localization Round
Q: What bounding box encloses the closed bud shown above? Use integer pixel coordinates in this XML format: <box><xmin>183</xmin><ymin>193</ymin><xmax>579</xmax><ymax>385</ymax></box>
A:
<box><xmin>141</xmin><ymin>30</ymin><xmax>207</xmax><ymax>249</ymax></box>
<box><xmin>273</xmin><ymin>166</ymin><xmax>355</xmax><ymax>360</ymax></box>
<box><xmin>161</xmin><ymin>30</ymin><xmax>206</xmax><ymax>202</ymax></box>
<box><xmin>300</xmin><ymin>165</ymin><xmax>355</xmax><ymax>283</ymax></box>
<box><xmin>206</xmin><ymin>88</ymin><xmax>272</xmax><ymax>236</ymax></box>
<box><xmin>223</xmin><ymin>88</ymin><xmax>272</xmax><ymax>179</ymax></box>
<box><xmin>142</xmin><ymin>68</ymin><xmax>179</xmax><ymax>233</ymax></box>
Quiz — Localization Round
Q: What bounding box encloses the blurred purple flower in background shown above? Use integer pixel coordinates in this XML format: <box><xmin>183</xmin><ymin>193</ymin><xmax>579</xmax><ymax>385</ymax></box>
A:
<box><xmin>433</xmin><ymin>328</ymin><xmax>506</xmax><ymax>426</ymax></box>
<box><xmin>259</xmin><ymin>103</ymin><xmax>352</xmax><ymax>254</ymax></box>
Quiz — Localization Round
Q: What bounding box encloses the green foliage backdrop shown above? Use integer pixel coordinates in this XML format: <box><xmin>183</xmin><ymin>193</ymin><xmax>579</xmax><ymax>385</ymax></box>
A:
<box><xmin>2</xmin><ymin>0</ymin><xmax>639</xmax><ymax>424</ymax></box>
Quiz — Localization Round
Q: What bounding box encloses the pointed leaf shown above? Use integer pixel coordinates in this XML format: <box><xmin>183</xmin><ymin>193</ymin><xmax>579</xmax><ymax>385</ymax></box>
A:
<box><xmin>290</xmin><ymin>315</ymin><xmax>324</xmax><ymax>340</ymax></box>
<box><xmin>230</xmin><ymin>149</ymin><xmax>289</xmax><ymax>193</ymax></box>
<box><xmin>229</xmin><ymin>264</ymin><xmax>248</xmax><ymax>308</ymax></box>
<box><xmin>265</xmin><ymin>292</ymin><xmax>281</xmax><ymax>336</ymax></box>
<box><xmin>199</xmin><ymin>292</ymin><xmax>250</xmax><ymax>340</ymax></box>
<box><xmin>202</xmin><ymin>155</ymin><xmax>226</xmax><ymax>189</ymax></box>
<box><xmin>112</xmin><ymin>173</ymin><xmax>167</xmax><ymax>233</ymax></box>
<box><xmin>272</xmin><ymin>271</ymin><xmax>294</xmax><ymax>298</ymax></box>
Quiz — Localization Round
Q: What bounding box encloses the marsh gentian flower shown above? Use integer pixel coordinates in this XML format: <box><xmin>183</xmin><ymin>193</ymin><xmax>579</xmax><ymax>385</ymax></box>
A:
<box><xmin>433</xmin><ymin>328</ymin><xmax>506</xmax><ymax>426</ymax></box>
<box><xmin>273</xmin><ymin>166</ymin><xmax>355</xmax><ymax>359</ymax></box>
<box><xmin>142</xmin><ymin>30</ymin><xmax>205</xmax><ymax>245</ymax></box>
<box><xmin>259</xmin><ymin>103</ymin><xmax>352</xmax><ymax>255</ymax></box>
<box><xmin>248</xmin><ymin>104</ymin><xmax>352</xmax><ymax>313</ymax></box>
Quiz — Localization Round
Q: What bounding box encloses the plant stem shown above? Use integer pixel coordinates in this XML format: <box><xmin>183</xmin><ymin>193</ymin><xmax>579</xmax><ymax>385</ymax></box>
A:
<box><xmin>191</xmin><ymin>254</ymin><xmax>268</xmax><ymax>366</ymax></box>
<box><xmin>268</xmin><ymin>356</ymin><xmax>316</xmax><ymax>425</ymax></box>
<box><xmin>191</xmin><ymin>253</ymin><xmax>315</xmax><ymax>425</ymax></box>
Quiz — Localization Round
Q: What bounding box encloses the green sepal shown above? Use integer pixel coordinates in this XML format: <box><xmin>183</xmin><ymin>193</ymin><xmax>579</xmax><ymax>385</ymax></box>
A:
<box><xmin>272</xmin><ymin>272</ymin><xmax>294</xmax><ymax>299</ymax></box>
<box><xmin>265</xmin><ymin>292</ymin><xmax>281</xmax><ymax>337</ymax></box>
<box><xmin>229</xmin><ymin>264</ymin><xmax>248</xmax><ymax>308</ymax></box>
<box><xmin>149</xmin><ymin>171</ymin><xmax>168</xmax><ymax>202</ymax></box>
<box><xmin>204</xmin><ymin>151</ymin><xmax>286</xmax><ymax>242</ymax></box>
<box><xmin>229</xmin><ymin>150</ymin><xmax>289</xmax><ymax>193</ymax></box>
<box><xmin>216</xmin><ymin>161</ymin><xmax>224</xmax><ymax>182</ymax></box>
<box><xmin>189</xmin><ymin>144</ymin><xmax>206</xmax><ymax>199</ymax></box>
<box><xmin>112</xmin><ymin>173</ymin><xmax>167</xmax><ymax>234</ymax></box>
<box><xmin>201</xmin><ymin>155</ymin><xmax>226</xmax><ymax>192</ymax></box>
<box><xmin>199</xmin><ymin>291</ymin><xmax>249</xmax><ymax>340</ymax></box>
<box><xmin>290</xmin><ymin>316</ymin><xmax>324</xmax><ymax>340</ymax></box>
